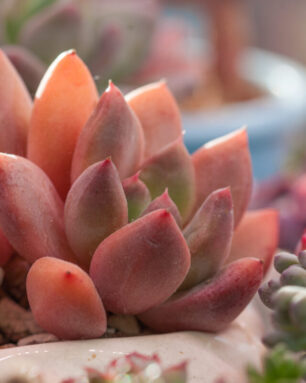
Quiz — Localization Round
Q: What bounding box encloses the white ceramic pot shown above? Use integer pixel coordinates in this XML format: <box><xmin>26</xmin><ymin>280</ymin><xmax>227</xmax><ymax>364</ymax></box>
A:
<box><xmin>0</xmin><ymin>303</ymin><xmax>265</xmax><ymax>383</ymax></box>
<box><xmin>183</xmin><ymin>48</ymin><xmax>306</xmax><ymax>180</ymax></box>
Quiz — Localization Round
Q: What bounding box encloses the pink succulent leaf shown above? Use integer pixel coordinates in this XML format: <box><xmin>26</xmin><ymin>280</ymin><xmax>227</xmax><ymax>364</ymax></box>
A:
<box><xmin>2</xmin><ymin>45</ymin><xmax>47</xmax><ymax>96</ymax></box>
<box><xmin>0</xmin><ymin>227</ymin><xmax>14</xmax><ymax>268</ymax></box>
<box><xmin>71</xmin><ymin>81</ymin><xmax>144</xmax><ymax>183</ymax></box>
<box><xmin>122</xmin><ymin>172</ymin><xmax>151</xmax><ymax>222</ymax></box>
<box><xmin>227</xmin><ymin>209</ymin><xmax>279</xmax><ymax>275</ymax></box>
<box><xmin>179</xmin><ymin>187</ymin><xmax>233</xmax><ymax>291</ymax></box>
<box><xmin>65</xmin><ymin>158</ymin><xmax>128</xmax><ymax>270</ymax></box>
<box><xmin>106</xmin><ymin>352</ymin><xmax>160</xmax><ymax>376</ymax></box>
<box><xmin>0</xmin><ymin>153</ymin><xmax>76</xmax><ymax>264</ymax></box>
<box><xmin>192</xmin><ymin>128</ymin><xmax>252</xmax><ymax>228</ymax></box>
<box><xmin>27</xmin><ymin>49</ymin><xmax>98</xmax><ymax>200</ymax></box>
<box><xmin>140</xmin><ymin>136</ymin><xmax>195</xmax><ymax>224</ymax></box>
<box><xmin>138</xmin><ymin>258</ymin><xmax>263</xmax><ymax>333</ymax></box>
<box><xmin>126</xmin><ymin>81</ymin><xmax>182</xmax><ymax>160</ymax></box>
<box><xmin>89</xmin><ymin>209</ymin><xmax>190</xmax><ymax>315</ymax></box>
<box><xmin>141</xmin><ymin>188</ymin><xmax>182</xmax><ymax>227</ymax></box>
<box><xmin>20</xmin><ymin>1</ymin><xmax>82</xmax><ymax>64</ymax></box>
<box><xmin>0</xmin><ymin>49</ymin><xmax>32</xmax><ymax>156</ymax></box>
<box><xmin>27</xmin><ymin>257</ymin><xmax>107</xmax><ymax>340</ymax></box>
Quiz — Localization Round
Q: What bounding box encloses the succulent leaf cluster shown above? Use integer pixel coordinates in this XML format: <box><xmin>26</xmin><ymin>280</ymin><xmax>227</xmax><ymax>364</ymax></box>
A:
<box><xmin>0</xmin><ymin>48</ymin><xmax>279</xmax><ymax>340</ymax></box>
<box><xmin>259</xmin><ymin>247</ymin><xmax>306</xmax><ymax>351</ymax></box>
<box><xmin>0</xmin><ymin>0</ymin><xmax>159</xmax><ymax>93</ymax></box>
<box><xmin>247</xmin><ymin>345</ymin><xmax>306</xmax><ymax>383</ymax></box>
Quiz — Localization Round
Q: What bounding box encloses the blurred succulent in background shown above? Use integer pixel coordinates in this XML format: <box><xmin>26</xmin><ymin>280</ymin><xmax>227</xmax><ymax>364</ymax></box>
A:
<box><xmin>247</xmin><ymin>345</ymin><xmax>306</xmax><ymax>383</ymax></box>
<box><xmin>0</xmin><ymin>48</ymin><xmax>279</xmax><ymax>341</ymax></box>
<box><xmin>3</xmin><ymin>353</ymin><xmax>187</xmax><ymax>383</ymax></box>
<box><xmin>0</xmin><ymin>0</ymin><xmax>159</xmax><ymax>94</ymax></box>
<box><xmin>259</xmin><ymin>241</ymin><xmax>306</xmax><ymax>351</ymax></box>
<box><xmin>251</xmin><ymin>173</ymin><xmax>306</xmax><ymax>252</ymax></box>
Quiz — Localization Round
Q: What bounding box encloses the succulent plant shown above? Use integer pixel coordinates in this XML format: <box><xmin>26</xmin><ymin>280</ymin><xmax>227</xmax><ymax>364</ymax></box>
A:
<box><xmin>4</xmin><ymin>353</ymin><xmax>187</xmax><ymax>383</ymax></box>
<box><xmin>259</xmin><ymin>239</ymin><xmax>306</xmax><ymax>351</ymax></box>
<box><xmin>0</xmin><ymin>48</ymin><xmax>279</xmax><ymax>340</ymax></box>
<box><xmin>251</xmin><ymin>174</ymin><xmax>306</xmax><ymax>252</ymax></box>
<box><xmin>0</xmin><ymin>0</ymin><xmax>159</xmax><ymax>94</ymax></box>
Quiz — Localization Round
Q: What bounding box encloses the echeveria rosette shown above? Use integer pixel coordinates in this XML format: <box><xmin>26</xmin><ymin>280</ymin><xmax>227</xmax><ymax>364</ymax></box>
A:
<box><xmin>0</xmin><ymin>49</ymin><xmax>279</xmax><ymax>340</ymax></box>
<box><xmin>259</xmin><ymin>243</ymin><xmax>306</xmax><ymax>351</ymax></box>
<box><xmin>3</xmin><ymin>353</ymin><xmax>188</xmax><ymax>383</ymax></box>
<box><xmin>0</xmin><ymin>0</ymin><xmax>159</xmax><ymax>94</ymax></box>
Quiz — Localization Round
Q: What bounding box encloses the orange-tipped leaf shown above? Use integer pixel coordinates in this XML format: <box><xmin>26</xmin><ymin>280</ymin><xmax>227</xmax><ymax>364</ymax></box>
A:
<box><xmin>192</xmin><ymin>129</ymin><xmax>252</xmax><ymax>227</ymax></box>
<box><xmin>126</xmin><ymin>81</ymin><xmax>182</xmax><ymax>159</ymax></box>
<box><xmin>27</xmin><ymin>50</ymin><xmax>98</xmax><ymax>199</ymax></box>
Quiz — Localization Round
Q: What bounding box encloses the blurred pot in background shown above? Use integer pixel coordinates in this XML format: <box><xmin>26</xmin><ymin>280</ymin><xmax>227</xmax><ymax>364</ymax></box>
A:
<box><xmin>247</xmin><ymin>0</ymin><xmax>306</xmax><ymax>66</ymax></box>
<box><xmin>165</xmin><ymin>0</ymin><xmax>306</xmax><ymax>180</ymax></box>
<box><xmin>0</xmin><ymin>0</ymin><xmax>159</xmax><ymax>94</ymax></box>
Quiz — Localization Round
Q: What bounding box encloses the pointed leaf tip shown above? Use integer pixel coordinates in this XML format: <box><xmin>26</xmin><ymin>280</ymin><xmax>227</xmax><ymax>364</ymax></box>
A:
<box><xmin>71</xmin><ymin>82</ymin><xmax>144</xmax><ymax>183</ymax></box>
<box><xmin>28</xmin><ymin>50</ymin><xmax>98</xmax><ymax>199</ymax></box>
<box><xmin>126</xmin><ymin>81</ymin><xmax>182</xmax><ymax>159</ymax></box>
<box><xmin>141</xmin><ymin>189</ymin><xmax>182</xmax><ymax>227</ymax></box>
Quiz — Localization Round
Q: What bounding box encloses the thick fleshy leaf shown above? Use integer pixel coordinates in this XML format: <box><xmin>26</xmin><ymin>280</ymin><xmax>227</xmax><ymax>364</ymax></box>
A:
<box><xmin>27</xmin><ymin>50</ymin><xmax>98</xmax><ymax>199</ymax></box>
<box><xmin>71</xmin><ymin>82</ymin><xmax>144</xmax><ymax>183</ymax></box>
<box><xmin>141</xmin><ymin>189</ymin><xmax>181</xmax><ymax>227</ymax></box>
<box><xmin>65</xmin><ymin>159</ymin><xmax>128</xmax><ymax>270</ymax></box>
<box><xmin>27</xmin><ymin>257</ymin><xmax>106</xmax><ymax>340</ymax></box>
<box><xmin>126</xmin><ymin>81</ymin><xmax>182</xmax><ymax>159</ymax></box>
<box><xmin>192</xmin><ymin>128</ymin><xmax>252</xmax><ymax>227</ymax></box>
<box><xmin>227</xmin><ymin>209</ymin><xmax>279</xmax><ymax>275</ymax></box>
<box><xmin>0</xmin><ymin>49</ymin><xmax>32</xmax><ymax>156</ymax></box>
<box><xmin>0</xmin><ymin>228</ymin><xmax>13</xmax><ymax>268</ymax></box>
<box><xmin>140</xmin><ymin>137</ymin><xmax>195</xmax><ymax>224</ymax></box>
<box><xmin>3</xmin><ymin>45</ymin><xmax>46</xmax><ymax>96</ymax></box>
<box><xmin>180</xmin><ymin>187</ymin><xmax>233</xmax><ymax>291</ymax></box>
<box><xmin>138</xmin><ymin>258</ymin><xmax>263</xmax><ymax>333</ymax></box>
<box><xmin>122</xmin><ymin>172</ymin><xmax>151</xmax><ymax>222</ymax></box>
<box><xmin>90</xmin><ymin>209</ymin><xmax>190</xmax><ymax>315</ymax></box>
<box><xmin>0</xmin><ymin>153</ymin><xmax>76</xmax><ymax>264</ymax></box>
